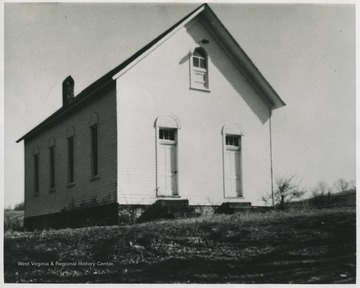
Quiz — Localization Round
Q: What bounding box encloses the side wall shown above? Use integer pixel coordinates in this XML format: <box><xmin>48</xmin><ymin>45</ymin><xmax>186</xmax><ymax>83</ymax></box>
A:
<box><xmin>24</xmin><ymin>84</ymin><xmax>117</xmax><ymax>218</ymax></box>
<box><xmin>116</xmin><ymin>19</ymin><xmax>272</xmax><ymax>206</ymax></box>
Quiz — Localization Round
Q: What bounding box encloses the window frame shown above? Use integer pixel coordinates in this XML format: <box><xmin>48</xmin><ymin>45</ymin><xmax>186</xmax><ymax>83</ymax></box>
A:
<box><xmin>33</xmin><ymin>153</ymin><xmax>40</xmax><ymax>196</ymax></box>
<box><xmin>190</xmin><ymin>47</ymin><xmax>210</xmax><ymax>92</ymax></box>
<box><xmin>90</xmin><ymin>123</ymin><xmax>99</xmax><ymax>179</ymax></box>
<box><xmin>226</xmin><ymin>135</ymin><xmax>240</xmax><ymax>148</ymax></box>
<box><xmin>49</xmin><ymin>146</ymin><xmax>56</xmax><ymax>191</ymax></box>
<box><xmin>159</xmin><ymin>128</ymin><xmax>177</xmax><ymax>145</ymax></box>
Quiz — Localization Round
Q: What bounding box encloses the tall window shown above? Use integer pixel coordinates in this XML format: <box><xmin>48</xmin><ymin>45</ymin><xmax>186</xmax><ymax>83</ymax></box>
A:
<box><xmin>67</xmin><ymin>136</ymin><xmax>75</xmax><ymax>184</ymax></box>
<box><xmin>49</xmin><ymin>146</ymin><xmax>55</xmax><ymax>190</ymax></box>
<box><xmin>34</xmin><ymin>153</ymin><xmax>39</xmax><ymax>195</ymax></box>
<box><xmin>90</xmin><ymin>124</ymin><xmax>99</xmax><ymax>178</ymax></box>
<box><xmin>190</xmin><ymin>47</ymin><xmax>209</xmax><ymax>90</ymax></box>
<box><xmin>48</xmin><ymin>137</ymin><xmax>56</xmax><ymax>190</ymax></box>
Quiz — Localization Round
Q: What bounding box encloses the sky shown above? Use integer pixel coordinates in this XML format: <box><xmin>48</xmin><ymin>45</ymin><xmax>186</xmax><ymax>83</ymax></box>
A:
<box><xmin>4</xmin><ymin>1</ymin><xmax>356</xmax><ymax>209</ymax></box>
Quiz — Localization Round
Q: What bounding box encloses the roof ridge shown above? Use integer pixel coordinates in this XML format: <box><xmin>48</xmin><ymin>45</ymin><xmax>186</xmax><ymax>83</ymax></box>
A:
<box><xmin>16</xmin><ymin>3</ymin><xmax>208</xmax><ymax>143</ymax></box>
<box><xmin>75</xmin><ymin>3</ymin><xmax>207</xmax><ymax>99</ymax></box>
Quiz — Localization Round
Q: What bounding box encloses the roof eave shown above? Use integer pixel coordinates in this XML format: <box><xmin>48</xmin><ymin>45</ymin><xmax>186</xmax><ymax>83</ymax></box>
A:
<box><xmin>201</xmin><ymin>5</ymin><xmax>286</xmax><ymax>110</ymax></box>
<box><xmin>16</xmin><ymin>78</ymin><xmax>114</xmax><ymax>143</ymax></box>
<box><xmin>16</xmin><ymin>4</ymin><xmax>208</xmax><ymax>143</ymax></box>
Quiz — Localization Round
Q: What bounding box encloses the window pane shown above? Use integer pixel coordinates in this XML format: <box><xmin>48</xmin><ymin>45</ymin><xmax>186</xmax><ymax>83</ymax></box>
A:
<box><xmin>234</xmin><ymin>137</ymin><xmax>239</xmax><ymax>147</ymax></box>
<box><xmin>193</xmin><ymin>57</ymin><xmax>199</xmax><ymax>67</ymax></box>
<box><xmin>200</xmin><ymin>58</ymin><xmax>206</xmax><ymax>69</ymax></box>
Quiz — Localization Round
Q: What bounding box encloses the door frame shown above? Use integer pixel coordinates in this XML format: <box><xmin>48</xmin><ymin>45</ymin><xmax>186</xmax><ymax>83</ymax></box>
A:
<box><xmin>223</xmin><ymin>139</ymin><xmax>243</xmax><ymax>198</ymax></box>
<box><xmin>155</xmin><ymin>115</ymin><xmax>181</xmax><ymax>198</ymax></box>
<box><xmin>222</xmin><ymin>123</ymin><xmax>244</xmax><ymax>199</ymax></box>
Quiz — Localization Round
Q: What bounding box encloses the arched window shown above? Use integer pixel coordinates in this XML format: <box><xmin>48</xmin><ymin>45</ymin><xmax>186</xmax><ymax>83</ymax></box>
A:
<box><xmin>190</xmin><ymin>47</ymin><xmax>209</xmax><ymax>91</ymax></box>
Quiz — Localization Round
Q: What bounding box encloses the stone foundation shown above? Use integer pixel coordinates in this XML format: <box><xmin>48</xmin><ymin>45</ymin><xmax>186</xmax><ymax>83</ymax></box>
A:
<box><xmin>24</xmin><ymin>203</ymin><xmax>118</xmax><ymax>231</ymax></box>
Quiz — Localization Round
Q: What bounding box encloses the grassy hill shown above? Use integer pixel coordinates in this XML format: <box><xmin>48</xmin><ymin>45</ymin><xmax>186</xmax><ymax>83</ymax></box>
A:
<box><xmin>4</xmin><ymin>207</ymin><xmax>356</xmax><ymax>284</ymax></box>
<box><xmin>289</xmin><ymin>189</ymin><xmax>356</xmax><ymax>210</ymax></box>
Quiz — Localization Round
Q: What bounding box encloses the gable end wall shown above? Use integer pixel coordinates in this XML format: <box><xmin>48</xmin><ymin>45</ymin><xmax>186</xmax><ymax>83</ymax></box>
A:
<box><xmin>116</xmin><ymin>18</ymin><xmax>272</xmax><ymax>206</ymax></box>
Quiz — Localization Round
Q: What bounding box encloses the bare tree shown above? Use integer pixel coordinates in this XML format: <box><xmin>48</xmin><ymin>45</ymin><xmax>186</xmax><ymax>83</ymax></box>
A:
<box><xmin>349</xmin><ymin>180</ymin><xmax>356</xmax><ymax>191</ymax></box>
<box><xmin>333</xmin><ymin>178</ymin><xmax>350</xmax><ymax>193</ymax></box>
<box><xmin>273</xmin><ymin>176</ymin><xmax>306</xmax><ymax>210</ymax></box>
<box><xmin>311</xmin><ymin>181</ymin><xmax>332</xmax><ymax>208</ymax></box>
<box><xmin>312</xmin><ymin>181</ymin><xmax>331</xmax><ymax>197</ymax></box>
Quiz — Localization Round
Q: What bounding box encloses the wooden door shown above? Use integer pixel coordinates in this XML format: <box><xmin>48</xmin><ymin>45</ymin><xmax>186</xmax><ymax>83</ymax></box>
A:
<box><xmin>158</xmin><ymin>142</ymin><xmax>177</xmax><ymax>196</ymax></box>
<box><xmin>225</xmin><ymin>149</ymin><xmax>241</xmax><ymax>197</ymax></box>
<box><xmin>224</xmin><ymin>135</ymin><xmax>242</xmax><ymax>197</ymax></box>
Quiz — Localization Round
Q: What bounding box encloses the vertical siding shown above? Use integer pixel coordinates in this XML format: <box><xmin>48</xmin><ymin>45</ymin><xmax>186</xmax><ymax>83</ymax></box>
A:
<box><xmin>117</xmin><ymin>19</ymin><xmax>272</xmax><ymax>206</ymax></box>
<box><xmin>24</xmin><ymin>84</ymin><xmax>117</xmax><ymax>218</ymax></box>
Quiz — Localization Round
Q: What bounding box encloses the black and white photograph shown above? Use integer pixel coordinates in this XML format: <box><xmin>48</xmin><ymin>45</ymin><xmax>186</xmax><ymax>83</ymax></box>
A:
<box><xmin>3</xmin><ymin>0</ymin><xmax>356</xmax><ymax>284</ymax></box>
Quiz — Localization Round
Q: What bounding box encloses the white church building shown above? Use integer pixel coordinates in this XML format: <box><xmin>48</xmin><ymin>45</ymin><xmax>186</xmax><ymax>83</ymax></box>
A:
<box><xmin>17</xmin><ymin>4</ymin><xmax>285</xmax><ymax>229</ymax></box>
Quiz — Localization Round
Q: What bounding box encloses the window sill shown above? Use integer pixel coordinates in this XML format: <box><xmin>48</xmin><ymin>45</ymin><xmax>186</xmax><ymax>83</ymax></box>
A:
<box><xmin>34</xmin><ymin>193</ymin><xmax>39</xmax><ymax>198</ymax></box>
<box><xmin>225</xmin><ymin>146</ymin><xmax>241</xmax><ymax>151</ymax></box>
<box><xmin>49</xmin><ymin>188</ymin><xmax>56</xmax><ymax>193</ymax></box>
<box><xmin>67</xmin><ymin>183</ymin><xmax>75</xmax><ymax>188</ymax></box>
<box><xmin>157</xmin><ymin>195</ymin><xmax>181</xmax><ymax>198</ymax></box>
<box><xmin>159</xmin><ymin>140</ymin><xmax>177</xmax><ymax>145</ymax></box>
<box><xmin>190</xmin><ymin>87</ymin><xmax>210</xmax><ymax>93</ymax></box>
<box><xmin>90</xmin><ymin>176</ymin><xmax>100</xmax><ymax>182</ymax></box>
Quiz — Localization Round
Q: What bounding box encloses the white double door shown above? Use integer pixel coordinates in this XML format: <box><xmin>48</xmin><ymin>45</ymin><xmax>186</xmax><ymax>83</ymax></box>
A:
<box><xmin>158</xmin><ymin>143</ymin><xmax>177</xmax><ymax>196</ymax></box>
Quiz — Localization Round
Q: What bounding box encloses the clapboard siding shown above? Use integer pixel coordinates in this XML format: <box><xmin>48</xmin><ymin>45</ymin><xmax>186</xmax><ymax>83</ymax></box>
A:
<box><xmin>116</xmin><ymin>18</ymin><xmax>272</xmax><ymax>206</ymax></box>
<box><xmin>24</xmin><ymin>84</ymin><xmax>117</xmax><ymax>218</ymax></box>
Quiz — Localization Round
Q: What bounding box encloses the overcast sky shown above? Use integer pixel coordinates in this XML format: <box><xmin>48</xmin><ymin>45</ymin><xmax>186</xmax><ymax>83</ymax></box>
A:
<box><xmin>4</xmin><ymin>2</ymin><xmax>356</xmax><ymax>208</ymax></box>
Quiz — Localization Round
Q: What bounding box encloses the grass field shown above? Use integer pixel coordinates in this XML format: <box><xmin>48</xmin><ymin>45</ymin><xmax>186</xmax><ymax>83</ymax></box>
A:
<box><xmin>4</xmin><ymin>207</ymin><xmax>356</xmax><ymax>283</ymax></box>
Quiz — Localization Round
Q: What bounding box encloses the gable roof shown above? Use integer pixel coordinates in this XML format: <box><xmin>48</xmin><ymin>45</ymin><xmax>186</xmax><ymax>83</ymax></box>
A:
<box><xmin>16</xmin><ymin>3</ymin><xmax>285</xmax><ymax>143</ymax></box>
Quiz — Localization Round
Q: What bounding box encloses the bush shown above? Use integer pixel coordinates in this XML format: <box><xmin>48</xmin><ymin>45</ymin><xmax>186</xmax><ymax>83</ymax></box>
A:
<box><xmin>4</xmin><ymin>211</ymin><xmax>24</xmax><ymax>232</ymax></box>
<box><xmin>14</xmin><ymin>202</ymin><xmax>24</xmax><ymax>211</ymax></box>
